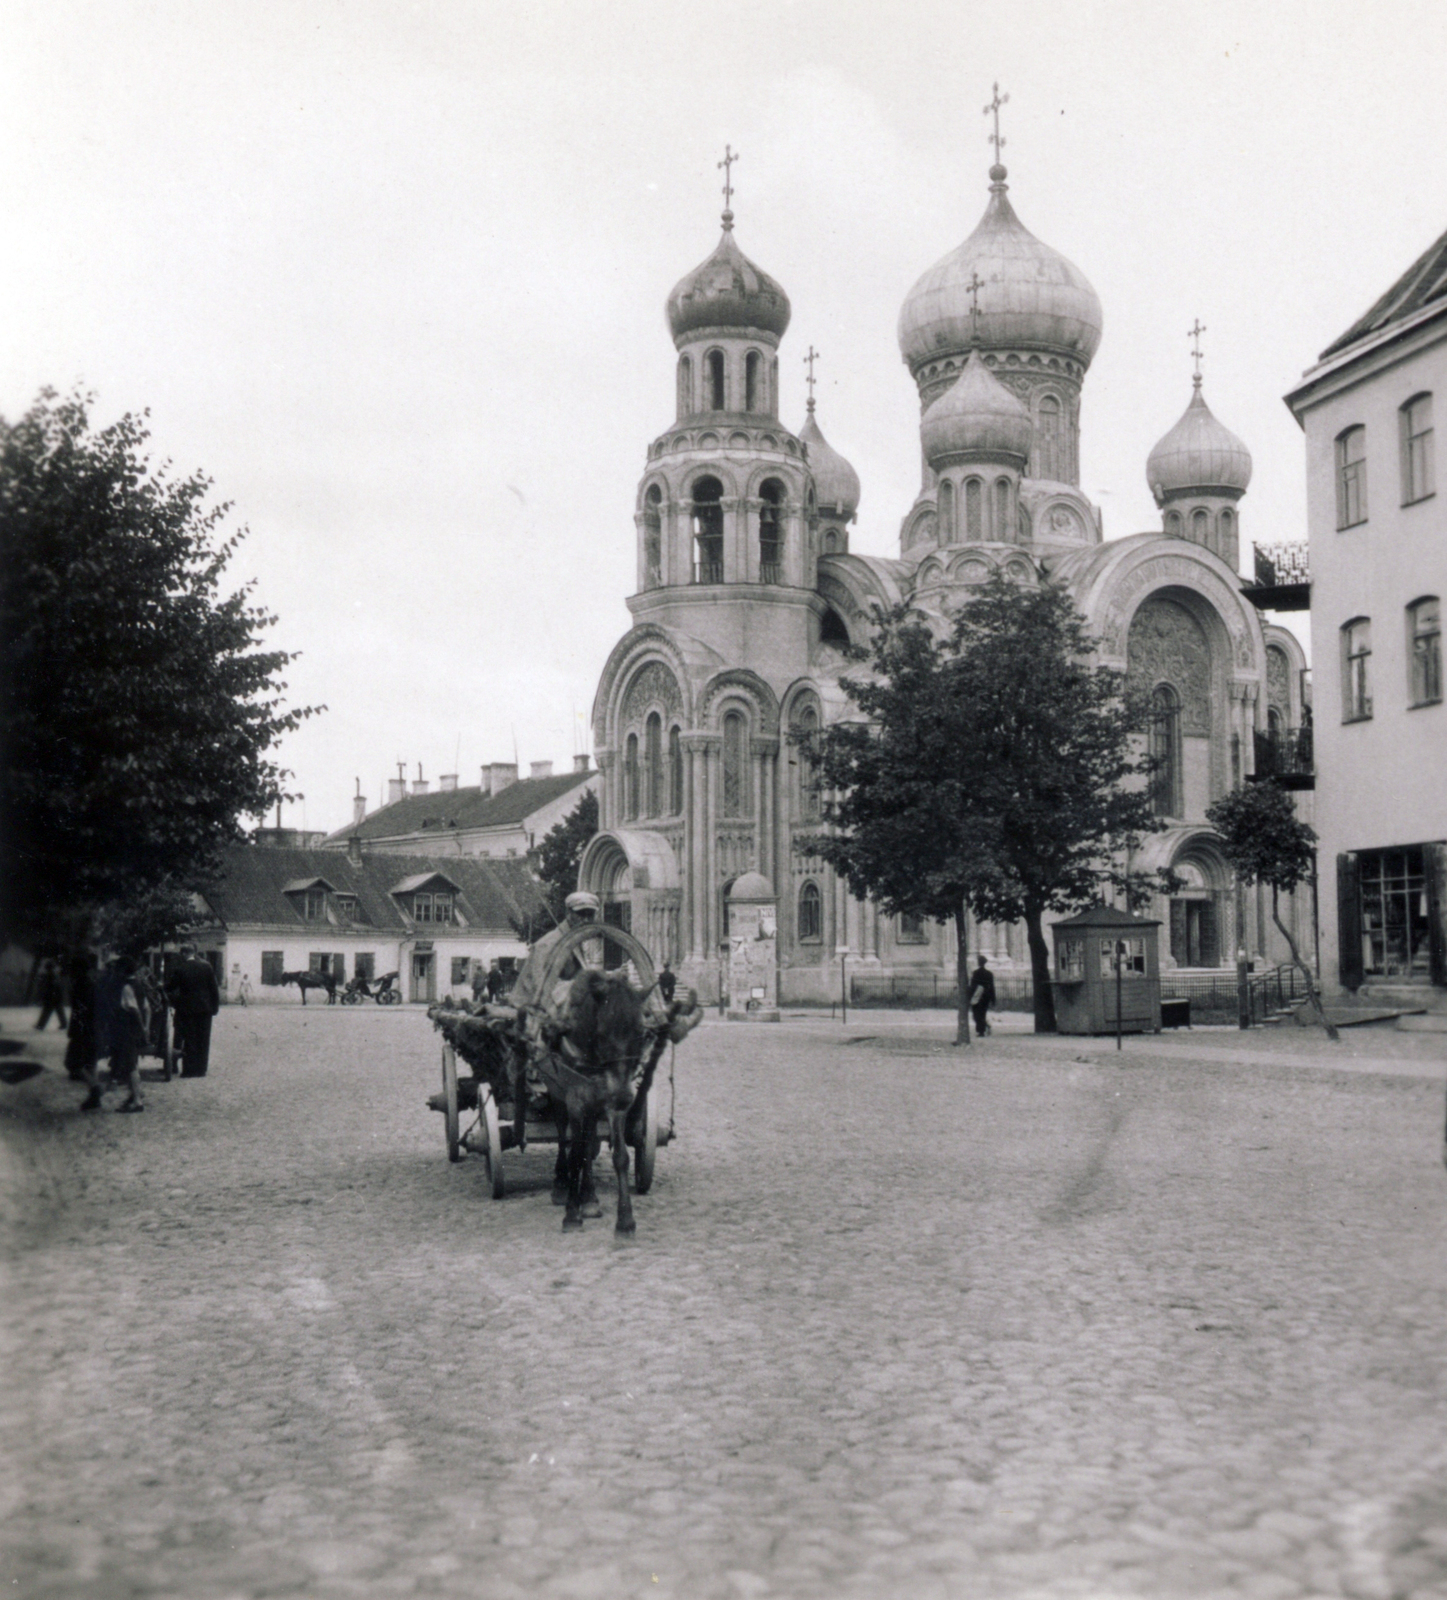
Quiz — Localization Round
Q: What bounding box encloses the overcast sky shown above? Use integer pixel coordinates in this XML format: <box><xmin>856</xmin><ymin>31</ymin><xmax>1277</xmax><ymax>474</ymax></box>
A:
<box><xmin>5</xmin><ymin>0</ymin><xmax>1446</xmax><ymax>836</ymax></box>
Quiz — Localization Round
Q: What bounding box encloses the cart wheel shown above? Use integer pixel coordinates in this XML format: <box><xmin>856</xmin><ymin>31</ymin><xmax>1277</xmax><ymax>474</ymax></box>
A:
<box><xmin>161</xmin><ymin>1012</ymin><xmax>177</xmax><ymax>1081</ymax></box>
<box><xmin>632</xmin><ymin>1082</ymin><xmax>659</xmax><ymax>1195</ymax></box>
<box><xmin>442</xmin><ymin>1046</ymin><xmax>461</xmax><ymax>1163</ymax></box>
<box><xmin>478</xmin><ymin>1085</ymin><xmax>506</xmax><ymax>1199</ymax></box>
<box><xmin>385</xmin><ymin>989</ymin><xmax>401</xmax><ymax>1006</ymax></box>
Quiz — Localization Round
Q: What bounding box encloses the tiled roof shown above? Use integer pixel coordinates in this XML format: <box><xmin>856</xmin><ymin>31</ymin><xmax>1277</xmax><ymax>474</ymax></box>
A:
<box><xmin>202</xmin><ymin>846</ymin><xmax>547</xmax><ymax>934</ymax></box>
<box><xmin>1319</xmin><ymin>224</ymin><xmax>1447</xmax><ymax>359</ymax></box>
<box><xmin>321</xmin><ymin>771</ymin><xmax>592</xmax><ymax>846</ymax></box>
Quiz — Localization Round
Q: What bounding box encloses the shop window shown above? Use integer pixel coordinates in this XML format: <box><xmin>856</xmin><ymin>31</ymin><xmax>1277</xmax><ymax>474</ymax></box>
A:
<box><xmin>1057</xmin><ymin>939</ymin><xmax>1085</xmax><ymax>980</ymax></box>
<box><xmin>1099</xmin><ymin>937</ymin><xmax>1146</xmax><ymax>978</ymax></box>
<box><xmin>354</xmin><ymin>953</ymin><xmax>375</xmax><ymax>982</ymax></box>
<box><xmin>1357</xmin><ymin>847</ymin><xmax>1432</xmax><ymax>980</ymax></box>
<box><xmin>261</xmin><ymin>951</ymin><xmax>284</xmax><ymax>986</ymax></box>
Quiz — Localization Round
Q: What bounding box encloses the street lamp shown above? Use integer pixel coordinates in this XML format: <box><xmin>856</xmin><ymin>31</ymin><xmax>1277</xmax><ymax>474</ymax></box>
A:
<box><xmin>836</xmin><ymin>945</ymin><xmax>849</xmax><ymax>1025</ymax></box>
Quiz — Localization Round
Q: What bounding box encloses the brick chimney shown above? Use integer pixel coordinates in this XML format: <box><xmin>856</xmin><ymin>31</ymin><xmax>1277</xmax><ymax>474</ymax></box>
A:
<box><xmin>347</xmin><ymin>834</ymin><xmax>363</xmax><ymax>866</ymax></box>
<box><xmin>529</xmin><ymin>761</ymin><xmax>553</xmax><ymax>780</ymax></box>
<box><xmin>412</xmin><ymin>763</ymin><xmax>428</xmax><ymax>796</ymax></box>
<box><xmin>487</xmin><ymin>762</ymin><xmax>518</xmax><ymax>795</ymax></box>
<box><xmin>438</xmin><ymin>773</ymin><xmax>458</xmax><ymax>792</ymax></box>
<box><xmin>387</xmin><ymin>777</ymin><xmax>406</xmax><ymax>804</ymax></box>
<box><xmin>573</xmin><ymin>753</ymin><xmax>591</xmax><ymax>773</ymax></box>
<box><xmin>352</xmin><ymin>779</ymin><xmax>366</xmax><ymax>827</ymax></box>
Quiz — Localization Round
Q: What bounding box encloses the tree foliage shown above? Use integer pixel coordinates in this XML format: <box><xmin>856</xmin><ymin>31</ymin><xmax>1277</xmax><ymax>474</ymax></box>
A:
<box><xmin>0</xmin><ymin>390</ymin><xmax>319</xmax><ymax>949</ymax></box>
<box><xmin>527</xmin><ymin>786</ymin><xmax>599</xmax><ymax>929</ymax></box>
<box><xmin>1204</xmin><ymin>781</ymin><xmax>1316</xmax><ymax>894</ymax></box>
<box><xmin>806</xmin><ymin>575</ymin><xmax>1169</xmax><ymax>1033</ymax></box>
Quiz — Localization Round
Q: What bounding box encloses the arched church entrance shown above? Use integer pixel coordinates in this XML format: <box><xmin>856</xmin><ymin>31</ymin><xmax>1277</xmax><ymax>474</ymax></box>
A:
<box><xmin>576</xmin><ymin>829</ymin><xmax>683</xmax><ymax>967</ymax></box>
<box><xmin>1166</xmin><ymin>835</ymin><xmax>1233</xmax><ymax>969</ymax></box>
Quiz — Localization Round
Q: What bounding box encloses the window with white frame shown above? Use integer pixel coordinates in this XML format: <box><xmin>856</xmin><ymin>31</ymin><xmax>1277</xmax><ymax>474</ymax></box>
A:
<box><xmin>1409</xmin><ymin>597</ymin><xmax>1442</xmax><ymax>706</ymax></box>
<box><xmin>1401</xmin><ymin>394</ymin><xmax>1435</xmax><ymax>505</ymax></box>
<box><xmin>1342</xmin><ymin>618</ymin><xmax>1372</xmax><ymax>721</ymax></box>
<box><xmin>797</xmin><ymin>880</ymin><xmax>822</xmax><ymax>942</ymax></box>
<box><xmin>1336</xmin><ymin>426</ymin><xmax>1367</xmax><ymax>528</ymax></box>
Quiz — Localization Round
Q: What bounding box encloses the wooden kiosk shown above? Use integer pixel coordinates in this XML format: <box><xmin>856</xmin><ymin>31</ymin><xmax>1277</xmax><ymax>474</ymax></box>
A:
<box><xmin>1050</xmin><ymin>904</ymin><xmax>1162</xmax><ymax>1035</ymax></box>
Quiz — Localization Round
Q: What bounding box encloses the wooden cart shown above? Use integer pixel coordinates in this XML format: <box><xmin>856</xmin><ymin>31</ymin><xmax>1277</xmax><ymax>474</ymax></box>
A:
<box><xmin>428</xmin><ymin>924</ymin><xmax>680</xmax><ymax>1199</ymax></box>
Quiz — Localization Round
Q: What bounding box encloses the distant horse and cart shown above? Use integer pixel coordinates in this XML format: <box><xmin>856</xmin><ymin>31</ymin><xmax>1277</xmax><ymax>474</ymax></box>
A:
<box><xmin>427</xmin><ymin>924</ymin><xmax>702</xmax><ymax>1233</ymax></box>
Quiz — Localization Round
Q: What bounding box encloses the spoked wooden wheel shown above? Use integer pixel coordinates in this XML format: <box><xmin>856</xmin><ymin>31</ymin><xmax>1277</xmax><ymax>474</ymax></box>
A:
<box><xmin>478</xmin><ymin>1084</ymin><xmax>505</xmax><ymax>1199</ymax></box>
<box><xmin>632</xmin><ymin>1082</ymin><xmax>659</xmax><ymax>1194</ymax></box>
<box><xmin>536</xmin><ymin>922</ymin><xmax>658</xmax><ymax>1000</ymax></box>
<box><xmin>442</xmin><ymin>1045</ymin><xmax>461</xmax><ymax>1162</ymax></box>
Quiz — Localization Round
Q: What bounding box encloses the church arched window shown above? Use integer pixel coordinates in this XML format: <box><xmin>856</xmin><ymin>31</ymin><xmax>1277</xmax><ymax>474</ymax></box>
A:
<box><xmin>797</xmin><ymin>881</ymin><xmax>822</xmax><ymax>942</ymax></box>
<box><xmin>721</xmin><ymin>710</ymin><xmax>749</xmax><ymax>817</ymax></box>
<box><xmin>1218</xmin><ymin>507</ymin><xmax>1235</xmax><ymax>552</ymax></box>
<box><xmin>1165</xmin><ymin>509</ymin><xmax>1183</xmax><ymax>537</ymax></box>
<box><xmin>937</xmin><ymin>479</ymin><xmax>954</xmax><ymax>543</ymax></box>
<box><xmin>643</xmin><ymin>485</ymin><xmax>663</xmax><ymax>587</ymax></box>
<box><xmin>820</xmin><ymin>607</ymin><xmax>850</xmax><ymax>647</ymax></box>
<box><xmin>792</xmin><ymin>703</ymin><xmax>820</xmax><ymax>821</ymax></box>
<box><xmin>758</xmin><ymin>479</ymin><xmax>784</xmax><ymax>583</ymax></box>
<box><xmin>823</xmin><ymin>528</ymin><xmax>838</xmax><ymax>553</ymax></box>
<box><xmin>668</xmin><ymin>725</ymin><xmax>683</xmax><ymax>815</ymax></box>
<box><xmin>707</xmin><ymin>349</ymin><xmax>726</xmax><ymax>410</ymax></box>
<box><xmin>677</xmin><ymin>355</ymin><xmax>692</xmax><ymax>417</ymax></box>
<box><xmin>994</xmin><ymin>478</ymin><xmax>1011</xmax><ymax>542</ymax></box>
<box><xmin>645</xmin><ymin>712</ymin><xmax>663</xmax><ymax>818</ymax></box>
<box><xmin>624</xmin><ymin>732</ymin><xmax>640</xmax><ymax>821</ymax></box>
<box><xmin>1191</xmin><ymin>508</ymin><xmax>1210</xmax><ymax>545</ymax></box>
<box><xmin>692</xmin><ymin>476</ymin><xmax>724</xmax><ymax>583</ymax></box>
<box><xmin>745</xmin><ymin>351</ymin><xmax>761</xmax><ymax>412</ymax></box>
<box><xmin>1037</xmin><ymin>395</ymin><xmax>1063</xmax><ymax>479</ymax></box>
<box><xmin>1149</xmin><ymin>684</ymin><xmax>1181</xmax><ymax>818</ymax></box>
<box><xmin>965</xmin><ymin>477</ymin><xmax>983</xmax><ymax>540</ymax></box>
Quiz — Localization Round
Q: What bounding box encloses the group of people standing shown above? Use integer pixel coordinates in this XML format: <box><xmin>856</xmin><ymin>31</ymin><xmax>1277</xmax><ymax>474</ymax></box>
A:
<box><xmin>42</xmin><ymin>944</ymin><xmax>220</xmax><ymax>1113</ymax></box>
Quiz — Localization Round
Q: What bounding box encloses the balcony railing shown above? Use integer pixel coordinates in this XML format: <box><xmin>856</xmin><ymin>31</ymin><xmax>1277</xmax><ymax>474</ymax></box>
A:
<box><xmin>1253</xmin><ymin>726</ymin><xmax>1314</xmax><ymax>788</ymax></box>
<box><xmin>693</xmin><ymin>560</ymin><xmax>724</xmax><ymax>585</ymax></box>
<box><xmin>758</xmin><ymin>561</ymin><xmax>782</xmax><ymax>585</ymax></box>
<box><xmin>1246</xmin><ymin>542</ymin><xmax>1311</xmax><ymax>611</ymax></box>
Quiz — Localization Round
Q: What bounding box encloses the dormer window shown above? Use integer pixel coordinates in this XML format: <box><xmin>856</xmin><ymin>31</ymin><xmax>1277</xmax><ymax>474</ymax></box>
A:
<box><xmin>414</xmin><ymin>892</ymin><xmax>453</xmax><ymax>925</ymax></box>
<box><xmin>302</xmin><ymin>888</ymin><xmax>326</xmax><ymax>921</ymax></box>
<box><xmin>335</xmin><ymin>894</ymin><xmax>359</xmax><ymax>923</ymax></box>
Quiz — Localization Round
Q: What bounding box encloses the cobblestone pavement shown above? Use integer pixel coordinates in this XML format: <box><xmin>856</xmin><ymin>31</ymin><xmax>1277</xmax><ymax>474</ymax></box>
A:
<box><xmin>3</xmin><ymin>1005</ymin><xmax>1447</xmax><ymax>1600</ymax></box>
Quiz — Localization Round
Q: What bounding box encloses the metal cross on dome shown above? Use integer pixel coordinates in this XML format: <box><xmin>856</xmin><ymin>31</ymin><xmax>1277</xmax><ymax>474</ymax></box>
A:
<box><xmin>1188</xmin><ymin>319</ymin><xmax>1207</xmax><ymax>385</ymax></box>
<box><xmin>804</xmin><ymin>345</ymin><xmax>819</xmax><ymax>409</ymax></box>
<box><xmin>965</xmin><ymin>269</ymin><xmax>985</xmax><ymax>342</ymax></box>
<box><xmin>718</xmin><ymin>144</ymin><xmax>738</xmax><ymax>212</ymax></box>
<box><xmin>984</xmin><ymin>82</ymin><xmax>1008</xmax><ymax>163</ymax></box>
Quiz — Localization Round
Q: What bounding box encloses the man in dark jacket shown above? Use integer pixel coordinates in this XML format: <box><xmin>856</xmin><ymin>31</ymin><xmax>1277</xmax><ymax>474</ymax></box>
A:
<box><xmin>967</xmin><ymin>954</ymin><xmax>996</xmax><ymax>1038</ymax></box>
<box><xmin>167</xmin><ymin>945</ymin><xmax>220</xmax><ymax>1078</ymax></box>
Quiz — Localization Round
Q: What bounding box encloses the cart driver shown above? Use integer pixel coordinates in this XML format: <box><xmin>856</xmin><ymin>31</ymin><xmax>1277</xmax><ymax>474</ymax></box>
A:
<box><xmin>508</xmin><ymin>890</ymin><xmax>604</xmax><ymax>1019</ymax></box>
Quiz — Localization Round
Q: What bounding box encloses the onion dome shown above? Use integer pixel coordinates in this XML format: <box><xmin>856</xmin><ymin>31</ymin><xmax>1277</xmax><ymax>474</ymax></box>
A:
<box><xmin>666</xmin><ymin>212</ymin><xmax>791</xmax><ymax>344</ymax></box>
<box><xmin>898</xmin><ymin>166</ymin><xmax>1102</xmax><ymax>372</ymax></box>
<box><xmin>1146</xmin><ymin>381</ymin><xmax>1253</xmax><ymax>501</ymax></box>
<box><xmin>920</xmin><ymin>350</ymin><xmax>1033</xmax><ymax>466</ymax></box>
<box><xmin>799</xmin><ymin>402</ymin><xmax>860</xmax><ymax>514</ymax></box>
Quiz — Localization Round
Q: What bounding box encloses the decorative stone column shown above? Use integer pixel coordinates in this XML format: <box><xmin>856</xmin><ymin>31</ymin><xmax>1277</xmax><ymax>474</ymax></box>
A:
<box><xmin>755</xmin><ymin>736</ymin><xmax>779</xmax><ymax>885</ymax></box>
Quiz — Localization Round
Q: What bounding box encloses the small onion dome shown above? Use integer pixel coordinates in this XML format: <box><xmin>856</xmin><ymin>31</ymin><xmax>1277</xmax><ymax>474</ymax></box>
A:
<box><xmin>1145</xmin><ymin>382</ymin><xmax>1253</xmax><ymax>501</ymax></box>
<box><xmin>799</xmin><ymin>404</ymin><xmax>860</xmax><ymax>515</ymax></box>
<box><xmin>728</xmin><ymin>870</ymin><xmax>775</xmax><ymax>901</ymax></box>
<box><xmin>920</xmin><ymin>350</ymin><xmax>1033</xmax><ymax>467</ymax></box>
<box><xmin>898</xmin><ymin>167</ymin><xmax>1102</xmax><ymax>372</ymax></box>
<box><xmin>666</xmin><ymin>215</ymin><xmax>791</xmax><ymax>343</ymax></box>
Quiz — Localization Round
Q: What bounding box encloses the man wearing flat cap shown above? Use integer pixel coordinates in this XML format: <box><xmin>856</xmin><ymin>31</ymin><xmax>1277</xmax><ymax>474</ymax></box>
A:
<box><xmin>507</xmin><ymin>890</ymin><xmax>602</xmax><ymax>1014</ymax></box>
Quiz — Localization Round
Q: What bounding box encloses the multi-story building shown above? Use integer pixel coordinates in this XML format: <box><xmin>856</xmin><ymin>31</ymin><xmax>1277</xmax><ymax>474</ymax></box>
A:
<box><xmin>1286</xmin><ymin>228</ymin><xmax>1447</xmax><ymax>1001</ymax></box>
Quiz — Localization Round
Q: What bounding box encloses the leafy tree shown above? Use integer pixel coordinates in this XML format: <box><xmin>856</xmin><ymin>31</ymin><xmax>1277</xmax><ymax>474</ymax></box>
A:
<box><xmin>91</xmin><ymin>878</ymin><xmax>203</xmax><ymax>960</ymax></box>
<box><xmin>0</xmin><ymin>390</ymin><xmax>318</xmax><ymax>952</ymax></box>
<box><xmin>806</xmin><ymin>575</ymin><xmax>1170</xmax><ymax>1037</ymax></box>
<box><xmin>526</xmin><ymin>787</ymin><xmax>599</xmax><ymax>930</ymax></box>
<box><xmin>1205</xmin><ymin>780</ymin><xmax>1339</xmax><ymax>1040</ymax></box>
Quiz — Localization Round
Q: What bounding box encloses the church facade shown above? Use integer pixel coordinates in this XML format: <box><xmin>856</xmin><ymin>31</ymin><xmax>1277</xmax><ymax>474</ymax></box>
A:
<box><xmin>580</xmin><ymin>154</ymin><xmax>1308</xmax><ymax>1004</ymax></box>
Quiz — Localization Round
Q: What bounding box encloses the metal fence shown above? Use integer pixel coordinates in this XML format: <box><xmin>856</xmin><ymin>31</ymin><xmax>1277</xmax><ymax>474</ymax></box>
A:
<box><xmin>849</xmin><ymin>964</ymin><xmax>1313</xmax><ymax>1024</ymax></box>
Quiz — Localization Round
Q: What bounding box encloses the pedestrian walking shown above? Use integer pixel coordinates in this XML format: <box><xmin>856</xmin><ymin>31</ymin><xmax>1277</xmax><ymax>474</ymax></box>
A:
<box><xmin>167</xmin><ymin>944</ymin><xmax>220</xmax><ymax>1078</ymax></box>
<box><xmin>33</xmin><ymin>957</ymin><xmax>67</xmax><ymax>1031</ymax></box>
<box><xmin>470</xmin><ymin>961</ymin><xmax>488</xmax><ymax>1005</ymax></box>
<box><xmin>485</xmin><ymin>959</ymin><xmax>506</xmax><ymax>1002</ymax></box>
<box><xmin>658</xmin><ymin>961</ymin><xmax>677</xmax><ymax>1005</ymax></box>
<box><xmin>104</xmin><ymin>954</ymin><xmax>149</xmax><ymax>1113</ymax></box>
<box><xmin>967</xmin><ymin>954</ymin><xmax>995</xmax><ymax>1038</ymax></box>
<box><xmin>65</xmin><ymin>949</ymin><xmax>105</xmax><ymax>1111</ymax></box>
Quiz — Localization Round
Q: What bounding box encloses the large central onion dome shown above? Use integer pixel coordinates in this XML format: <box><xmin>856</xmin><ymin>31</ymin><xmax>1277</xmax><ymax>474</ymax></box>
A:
<box><xmin>898</xmin><ymin>166</ymin><xmax>1103</xmax><ymax>373</ymax></box>
<box><xmin>667</xmin><ymin>212</ymin><xmax>791</xmax><ymax>344</ymax></box>
<box><xmin>1146</xmin><ymin>382</ymin><xmax>1253</xmax><ymax>501</ymax></box>
<box><xmin>921</xmin><ymin>350</ymin><xmax>1033</xmax><ymax>466</ymax></box>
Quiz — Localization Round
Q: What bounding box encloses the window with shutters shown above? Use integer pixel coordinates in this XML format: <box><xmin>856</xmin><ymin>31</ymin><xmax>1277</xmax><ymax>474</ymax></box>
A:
<box><xmin>261</xmin><ymin>951</ymin><xmax>284</xmax><ymax>986</ymax></box>
<box><xmin>1357</xmin><ymin>846</ymin><xmax>1431</xmax><ymax>979</ymax></box>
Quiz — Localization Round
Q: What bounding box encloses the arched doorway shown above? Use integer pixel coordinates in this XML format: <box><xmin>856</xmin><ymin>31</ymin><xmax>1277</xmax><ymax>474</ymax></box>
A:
<box><xmin>1167</xmin><ymin>839</ymin><xmax>1233</xmax><ymax>968</ymax></box>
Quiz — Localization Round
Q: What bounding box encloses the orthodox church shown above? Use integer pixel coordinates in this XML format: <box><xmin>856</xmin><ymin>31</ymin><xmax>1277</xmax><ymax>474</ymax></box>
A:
<box><xmin>579</xmin><ymin>145</ymin><xmax>1308</xmax><ymax>1004</ymax></box>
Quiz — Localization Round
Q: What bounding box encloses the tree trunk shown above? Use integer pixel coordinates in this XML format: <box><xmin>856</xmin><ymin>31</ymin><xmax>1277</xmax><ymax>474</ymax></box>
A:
<box><xmin>1025</xmin><ymin>905</ymin><xmax>1056</xmax><ymax>1033</ymax></box>
<box><xmin>1272</xmin><ymin>885</ymin><xmax>1340</xmax><ymax>1043</ymax></box>
<box><xmin>953</xmin><ymin>902</ymin><xmax>971</xmax><ymax>1047</ymax></box>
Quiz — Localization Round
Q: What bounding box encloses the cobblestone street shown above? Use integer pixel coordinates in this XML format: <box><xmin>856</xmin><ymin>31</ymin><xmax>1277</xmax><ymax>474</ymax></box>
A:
<box><xmin>3</xmin><ymin>1005</ymin><xmax>1447</xmax><ymax>1600</ymax></box>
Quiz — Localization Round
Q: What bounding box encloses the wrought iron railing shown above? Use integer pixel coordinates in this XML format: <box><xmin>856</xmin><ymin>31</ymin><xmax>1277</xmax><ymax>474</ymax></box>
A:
<box><xmin>1253</xmin><ymin>542</ymin><xmax>1310</xmax><ymax>589</ymax></box>
<box><xmin>694</xmin><ymin>560</ymin><xmax>724</xmax><ymax>585</ymax></box>
<box><xmin>758</xmin><ymin>561</ymin><xmax>782</xmax><ymax>585</ymax></box>
<box><xmin>1253</xmin><ymin>726</ymin><xmax>1314</xmax><ymax>780</ymax></box>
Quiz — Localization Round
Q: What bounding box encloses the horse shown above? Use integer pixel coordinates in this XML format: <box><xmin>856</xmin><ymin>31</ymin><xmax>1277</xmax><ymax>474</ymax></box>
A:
<box><xmin>280</xmin><ymin>969</ymin><xmax>337</xmax><ymax>1005</ymax></box>
<box><xmin>544</xmin><ymin>968</ymin><xmax>689</xmax><ymax>1235</ymax></box>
